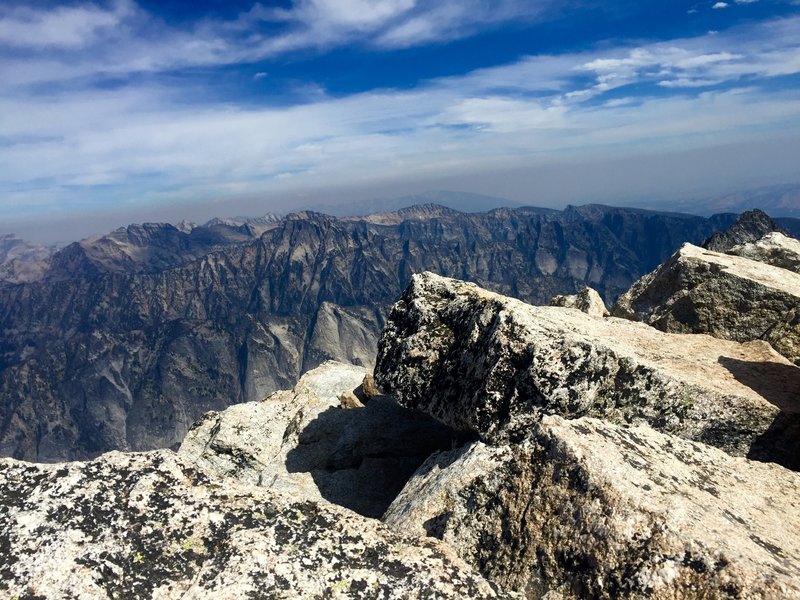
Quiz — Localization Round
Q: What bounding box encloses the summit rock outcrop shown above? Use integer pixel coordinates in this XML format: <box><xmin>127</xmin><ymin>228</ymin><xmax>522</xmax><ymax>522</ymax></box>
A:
<box><xmin>376</xmin><ymin>273</ymin><xmax>800</xmax><ymax>598</ymax></box>
<box><xmin>375</xmin><ymin>271</ymin><xmax>800</xmax><ymax>463</ymax></box>
<box><xmin>0</xmin><ymin>448</ymin><xmax>508</xmax><ymax>599</ymax></box>
<box><xmin>612</xmin><ymin>241</ymin><xmax>800</xmax><ymax>365</ymax></box>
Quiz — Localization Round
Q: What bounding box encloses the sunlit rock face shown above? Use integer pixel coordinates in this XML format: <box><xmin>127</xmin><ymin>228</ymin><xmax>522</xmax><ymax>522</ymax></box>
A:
<box><xmin>376</xmin><ymin>273</ymin><xmax>800</xmax><ymax>598</ymax></box>
<box><xmin>612</xmin><ymin>241</ymin><xmax>800</xmax><ymax>366</ymax></box>
<box><xmin>0</xmin><ymin>448</ymin><xmax>509</xmax><ymax>600</ymax></box>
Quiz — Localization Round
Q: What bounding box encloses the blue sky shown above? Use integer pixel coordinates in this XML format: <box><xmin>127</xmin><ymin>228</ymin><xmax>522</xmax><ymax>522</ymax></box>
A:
<box><xmin>1</xmin><ymin>0</ymin><xmax>799</xmax><ymax>239</ymax></box>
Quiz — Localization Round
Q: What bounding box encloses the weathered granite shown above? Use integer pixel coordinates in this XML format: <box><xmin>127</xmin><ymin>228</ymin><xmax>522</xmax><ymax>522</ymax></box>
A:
<box><xmin>0</xmin><ymin>450</ymin><xmax>509</xmax><ymax>599</ymax></box>
<box><xmin>384</xmin><ymin>415</ymin><xmax>800</xmax><ymax>599</ymax></box>
<box><xmin>179</xmin><ymin>361</ymin><xmax>464</xmax><ymax>518</ymax></box>
<box><xmin>548</xmin><ymin>287</ymin><xmax>609</xmax><ymax>317</ymax></box>
<box><xmin>375</xmin><ymin>272</ymin><xmax>800</xmax><ymax>465</ymax></box>
<box><xmin>728</xmin><ymin>232</ymin><xmax>800</xmax><ymax>274</ymax></box>
<box><xmin>613</xmin><ymin>242</ymin><xmax>800</xmax><ymax>365</ymax></box>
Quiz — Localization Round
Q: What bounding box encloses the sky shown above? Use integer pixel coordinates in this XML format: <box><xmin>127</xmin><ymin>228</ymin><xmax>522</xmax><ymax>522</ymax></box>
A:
<box><xmin>1</xmin><ymin>0</ymin><xmax>799</xmax><ymax>241</ymax></box>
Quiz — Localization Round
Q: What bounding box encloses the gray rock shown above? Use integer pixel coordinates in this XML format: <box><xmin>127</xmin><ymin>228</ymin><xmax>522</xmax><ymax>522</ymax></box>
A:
<box><xmin>375</xmin><ymin>272</ymin><xmax>800</xmax><ymax>465</ymax></box>
<box><xmin>548</xmin><ymin>286</ymin><xmax>609</xmax><ymax>317</ymax></box>
<box><xmin>384</xmin><ymin>416</ymin><xmax>800</xmax><ymax>599</ymax></box>
<box><xmin>0</xmin><ymin>450</ymin><xmax>509</xmax><ymax>599</ymax></box>
<box><xmin>701</xmin><ymin>208</ymin><xmax>785</xmax><ymax>253</ymax></box>
<box><xmin>179</xmin><ymin>361</ymin><xmax>465</xmax><ymax>518</ymax></box>
<box><xmin>613</xmin><ymin>242</ymin><xmax>800</xmax><ymax>365</ymax></box>
<box><xmin>728</xmin><ymin>232</ymin><xmax>800</xmax><ymax>273</ymax></box>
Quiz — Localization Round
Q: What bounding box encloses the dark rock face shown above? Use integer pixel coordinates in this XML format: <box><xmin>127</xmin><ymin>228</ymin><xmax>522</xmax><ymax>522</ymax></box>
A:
<box><xmin>0</xmin><ymin>205</ymin><xmax>739</xmax><ymax>460</ymax></box>
<box><xmin>701</xmin><ymin>208</ymin><xmax>785</xmax><ymax>252</ymax></box>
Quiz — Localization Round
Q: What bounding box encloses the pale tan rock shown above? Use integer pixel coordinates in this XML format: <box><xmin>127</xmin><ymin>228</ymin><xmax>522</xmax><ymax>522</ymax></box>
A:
<box><xmin>385</xmin><ymin>416</ymin><xmax>800</xmax><ymax>599</ymax></box>
<box><xmin>728</xmin><ymin>232</ymin><xmax>800</xmax><ymax>273</ymax></box>
<box><xmin>613</xmin><ymin>242</ymin><xmax>800</xmax><ymax>365</ymax></box>
<box><xmin>339</xmin><ymin>390</ymin><xmax>365</xmax><ymax>408</ymax></box>
<box><xmin>0</xmin><ymin>450</ymin><xmax>510</xmax><ymax>599</ymax></box>
<box><xmin>549</xmin><ymin>286</ymin><xmax>609</xmax><ymax>317</ymax></box>
<box><xmin>375</xmin><ymin>272</ymin><xmax>800</xmax><ymax>467</ymax></box>
<box><xmin>179</xmin><ymin>361</ymin><xmax>463</xmax><ymax>518</ymax></box>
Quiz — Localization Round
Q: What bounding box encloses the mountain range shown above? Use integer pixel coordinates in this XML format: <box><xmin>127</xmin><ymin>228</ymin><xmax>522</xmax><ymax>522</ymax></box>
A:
<box><xmin>1</xmin><ymin>203</ymin><xmax>798</xmax><ymax>461</ymax></box>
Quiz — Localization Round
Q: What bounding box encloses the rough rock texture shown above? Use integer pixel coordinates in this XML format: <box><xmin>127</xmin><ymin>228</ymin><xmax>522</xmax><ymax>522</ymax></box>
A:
<box><xmin>0</xmin><ymin>450</ymin><xmax>509</xmax><ymax>599</ymax></box>
<box><xmin>179</xmin><ymin>361</ymin><xmax>465</xmax><ymax>518</ymax></box>
<box><xmin>0</xmin><ymin>204</ymin><xmax>742</xmax><ymax>461</ymax></box>
<box><xmin>384</xmin><ymin>416</ymin><xmax>800</xmax><ymax>599</ymax></box>
<box><xmin>548</xmin><ymin>286</ymin><xmax>609</xmax><ymax>317</ymax></box>
<box><xmin>701</xmin><ymin>209</ymin><xmax>785</xmax><ymax>253</ymax></box>
<box><xmin>728</xmin><ymin>232</ymin><xmax>800</xmax><ymax>273</ymax></box>
<box><xmin>375</xmin><ymin>272</ymin><xmax>800</xmax><ymax>465</ymax></box>
<box><xmin>613</xmin><ymin>242</ymin><xmax>800</xmax><ymax>365</ymax></box>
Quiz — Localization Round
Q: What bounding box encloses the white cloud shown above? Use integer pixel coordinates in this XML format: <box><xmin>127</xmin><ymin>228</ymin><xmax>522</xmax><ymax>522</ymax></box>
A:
<box><xmin>0</xmin><ymin>7</ymin><xmax>799</xmax><ymax>222</ymax></box>
<box><xmin>0</xmin><ymin>0</ymin><xmax>134</xmax><ymax>49</ymax></box>
<box><xmin>712</xmin><ymin>2</ymin><xmax>729</xmax><ymax>8</ymax></box>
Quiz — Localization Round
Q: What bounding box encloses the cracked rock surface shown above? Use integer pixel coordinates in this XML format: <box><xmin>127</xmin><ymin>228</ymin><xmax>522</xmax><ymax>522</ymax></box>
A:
<box><xmin>384</xmin><ymin>416</ymin><xmax>800</xmax><ymax>599</ymax></box>
<box><xmin>375</xmin><ymin>272</ymin><xmax>800</xmax><ymax>464</ymax></box>
<box><xmin>0</xmin><ymin>449</ymin><xmax>510</xmax><ymax>599</ymax></box>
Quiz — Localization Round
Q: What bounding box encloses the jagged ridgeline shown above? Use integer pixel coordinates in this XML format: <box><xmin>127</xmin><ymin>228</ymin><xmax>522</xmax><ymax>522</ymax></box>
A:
<box><xmin>1</xmin><ymin>204</ymin><xmax>797</xmax><ymax>461</ymax></box>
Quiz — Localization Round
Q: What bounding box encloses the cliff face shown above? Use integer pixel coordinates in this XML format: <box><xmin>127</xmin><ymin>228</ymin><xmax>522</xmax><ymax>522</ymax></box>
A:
<box><xmin>0</xmin><ymin>205</ymin><xmax>739</xmax><ymax>460</ymax></box>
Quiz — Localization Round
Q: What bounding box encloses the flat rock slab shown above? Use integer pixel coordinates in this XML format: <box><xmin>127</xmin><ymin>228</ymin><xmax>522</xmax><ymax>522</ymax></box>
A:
<box><xmin>613</xmin><ymin>242</ymin><xmax>800</xmax><ymax>364</ymax></box>
<box><xmin>0</xmin><ymin>450</ymin><xmax>509</xmax><ymax>599</ymax></box>
<box><xmin>384</xmin><ymin>416</ymin><xmax>800</xmax><ymax>599</ymax></box>
<box><xmin>375</xmin><ymin>272</ymin><xmax>800</xmax><ymax>463</ymax></box>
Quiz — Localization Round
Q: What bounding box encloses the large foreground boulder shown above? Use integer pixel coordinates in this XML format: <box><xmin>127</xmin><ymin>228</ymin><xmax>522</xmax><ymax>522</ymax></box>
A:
<box><xmin>612</xmin><ymin>242</ymin><xmax>800</xmax><ymax>364</ymax></box>
<box><xmin>0</xmin><ymin>450</ymin><xmax>509</xmax><ymax>599</ymax></box>
<box><xmin>375</xmin><ymin>272</ymin><xmax>800</xmax><ymax>464</ymax></box>
<box><xmin>179</xmin><ymin>361</ymin><xmax>464</xmax><ymax>518</ymax></box>
<box><xmin>384</xmin><ymin>416</ymin><xmax>800</xmax><ymax>599</ymax></box>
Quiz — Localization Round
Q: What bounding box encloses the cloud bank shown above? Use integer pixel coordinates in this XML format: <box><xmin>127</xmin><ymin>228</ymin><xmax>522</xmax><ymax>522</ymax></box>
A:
<box><xmin>0</xmin><ymin>0</ymin><xmax>799</xmax><ymax>235</ymax></box>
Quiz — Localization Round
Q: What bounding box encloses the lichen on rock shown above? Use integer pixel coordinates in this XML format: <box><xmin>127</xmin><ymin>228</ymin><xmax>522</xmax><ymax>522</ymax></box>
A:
<box><xmin>375</xmin><ymin>271</ymin><xmax>800</xmax><ymax>464</ymax></box>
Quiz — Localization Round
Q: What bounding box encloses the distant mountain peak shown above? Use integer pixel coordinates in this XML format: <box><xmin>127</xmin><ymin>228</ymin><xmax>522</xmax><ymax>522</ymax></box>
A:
<box><xmin>702</xmin><ymin>208</ymin><xmax>788</xmax><ymax>252</ymax></box>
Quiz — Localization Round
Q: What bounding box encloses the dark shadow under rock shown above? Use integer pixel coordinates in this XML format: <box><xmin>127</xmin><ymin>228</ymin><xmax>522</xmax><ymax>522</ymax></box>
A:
<box><xmin>285</xmin><ymin>396</ymin><xmax>475</xmax><ymax>518</ymax></box>
<box><xmin>718</xmin><ymin>356</ymin><xmax>800</xmax><ymax>470</ymax></box>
